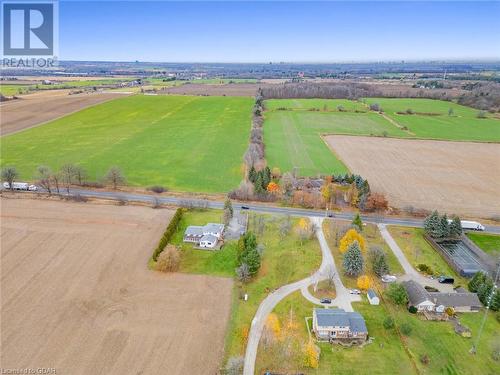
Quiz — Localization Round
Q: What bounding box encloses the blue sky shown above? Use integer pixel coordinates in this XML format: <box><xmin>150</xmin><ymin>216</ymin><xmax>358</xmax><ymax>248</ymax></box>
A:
<box><xmin>59</xmin><ymin>1</ymin><xmax>500</xmax><ymax>62</ymax></box>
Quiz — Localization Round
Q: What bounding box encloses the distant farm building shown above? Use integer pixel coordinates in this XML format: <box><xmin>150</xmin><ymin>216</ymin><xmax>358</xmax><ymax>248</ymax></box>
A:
<box><xmin>312</xmin><ymin>308</ymin><xmax>368</xmax><ymax>344</ymax></box>
<box><xmin>183</xmin><ymin>223</ymin><xmax>224</xmax><ymax>249</ymax></box>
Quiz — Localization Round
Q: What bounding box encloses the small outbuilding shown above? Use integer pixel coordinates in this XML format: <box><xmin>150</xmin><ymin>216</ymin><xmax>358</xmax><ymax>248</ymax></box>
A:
<box><xmin>367</xmin><ymin>289</ymin><xmax>380</xmax><ymax>305</ymax></box>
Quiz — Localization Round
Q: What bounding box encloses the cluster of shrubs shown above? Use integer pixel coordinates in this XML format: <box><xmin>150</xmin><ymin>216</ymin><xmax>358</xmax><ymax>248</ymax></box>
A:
<box><xmin>152</xmin><ymin>208</ymin><xmax>183</xmax><ymax>261</ymax></box>
<box><xmin>424</xmin><ymin>210</ymin><xmax>462</xmax><ymax>240</ymax></box>
<box><xmin>468</xmin><ymin>271</ymin><xmax>500</xmax><ymax>311</ymax></box>
<box><xmin>416</xmin><ymin>263</ymin><xmax>434</xmax><ymax>275</ymax></box>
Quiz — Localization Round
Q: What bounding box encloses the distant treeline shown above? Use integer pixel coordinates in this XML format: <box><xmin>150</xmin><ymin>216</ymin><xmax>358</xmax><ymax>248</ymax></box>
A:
<box><xmin>260</xmin><ymin>82</ymin><xmax>500</xmax><ymax>112</ymax></box>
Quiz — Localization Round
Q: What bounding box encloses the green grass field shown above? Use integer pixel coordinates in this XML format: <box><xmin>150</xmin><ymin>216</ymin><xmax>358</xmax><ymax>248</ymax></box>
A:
<box><xmin>265</xmin><ymin>98</ymin><xmax>367</xmax><ymax>112</ymax></box>
<box><xmin>0</xmin><ymin>84</ymin><xmax>32</xmax><ymax>95</ymax></box>
<box><xmin>264</xmin><ymin>109</ymin><xmax>405</xmax><ymax>176</ymax></box>
<box><xmin>364</xmin><ymin>98</ymin><xmax>500</xmax><ymax>142</ymax></box>
<box><xmin>1</xmin><ymin>94</ymin><xmax>253</xmax><ymax>193</ymax></box>
<box><xmin>466</xmin><ymin>232</ymin><xmax>500</xmax><ymax>258</ymax></box>
<box><xmin>263</xmin><ymin>98</ymin><xmax>500</xmax><ymax>177</ymax></box>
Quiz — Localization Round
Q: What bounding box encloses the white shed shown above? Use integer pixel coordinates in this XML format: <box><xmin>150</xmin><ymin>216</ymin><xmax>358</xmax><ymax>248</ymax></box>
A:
<box><xmin>367</xmin><ymin>289</ymin><xmax>380</xmax><ymax>305</ymax></box>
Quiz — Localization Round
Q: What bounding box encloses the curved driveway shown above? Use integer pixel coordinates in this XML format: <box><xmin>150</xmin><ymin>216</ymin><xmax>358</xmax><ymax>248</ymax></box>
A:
<box><xmin>243</xmin><ymin>217</ymin><xmax>359</xmax><ymax>375</ymax></box>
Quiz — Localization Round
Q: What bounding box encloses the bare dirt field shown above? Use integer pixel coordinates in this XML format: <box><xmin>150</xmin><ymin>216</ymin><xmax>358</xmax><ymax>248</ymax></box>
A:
<box><xmin>0</xmin><ymin>198</ymin><xmax>233</xmax><ymax>375</ymax></box>
<box><xmin>324</xmin><ymin>135</ymin><xmax>500</xmax><ymax>217</ymax></box>
<box><xmin>162</xmin><ymin>82</ymin><xmax>275</xmax><ymax>96</ymax></box>
<box><xmin>0</xmin><ymin>91</ymin><xmax>127</xmax><ymax>136</ymax></box>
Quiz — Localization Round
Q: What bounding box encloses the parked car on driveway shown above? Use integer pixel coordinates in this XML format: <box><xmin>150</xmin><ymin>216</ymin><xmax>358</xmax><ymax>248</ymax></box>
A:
<box><xmin>438</xmin><ymin>276</ymin><xmax>454</xmax><ymax>284</ymax></box>
<box><xmin>320</xmin><ymin>298</ymin><xmax>332</xmax><ymax>304</ymax></box>
<box><xmin>349</xmin><ymin>289</ymin><xmax>361</xmax><ymax>295</ymax></box>
<box><xmin>381</xmin><ymin>275</ymin><xmax>397</xmax><ymax>283</ymax></box>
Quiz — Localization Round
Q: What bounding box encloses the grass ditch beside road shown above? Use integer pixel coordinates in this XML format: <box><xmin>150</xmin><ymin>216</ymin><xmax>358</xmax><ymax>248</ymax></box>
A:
<box><xmin>466</xmin><ymin>232</ymin><xmax>500</xmax><ymax>258</ymax></box>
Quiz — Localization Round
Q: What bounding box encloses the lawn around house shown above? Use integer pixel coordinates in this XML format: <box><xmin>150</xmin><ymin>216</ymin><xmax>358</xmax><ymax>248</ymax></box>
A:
<box><xmin>162</xmin><ymin>209</ymin><xmax>323</xmax><ymax>364</ymax></box>
<box><xmin>256</xmin><ymin>284</ymin><xmax>499</xmax><ymax>374</ymax></box>
<box><xmin>323</xmin><ymin>219</ymin><xmax>404</xmax><ymax>289</ymax></box>
<box><xmin>1</xmin><ymin>94</ymin><xmax>253</xmax><ymax>193</ymax></box>
<box><xmin>223</xmin><ymin>213</ymin><xmax>322</xmax><ymax>361</ymax></box>
<box><xmin>466</xmin><ymin>232</ymin><xmax>500</xmax><ymax>258</ymax></box>
<box><xmin>387</xmin><ymin>226</ymin><xmax>467</xmax><ymax>284</ymax></box>
<box><xmin>256</xmin><ymin>292</ymin><xmax>416</xmax><ymax>375</ymax></box>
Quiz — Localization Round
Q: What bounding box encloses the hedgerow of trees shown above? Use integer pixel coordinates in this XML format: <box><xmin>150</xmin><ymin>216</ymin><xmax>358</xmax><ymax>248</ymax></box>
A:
<box><xmin>152</xmin><ymin>208</ymin><xmax>183</xmax><ymax>261</ymax></box>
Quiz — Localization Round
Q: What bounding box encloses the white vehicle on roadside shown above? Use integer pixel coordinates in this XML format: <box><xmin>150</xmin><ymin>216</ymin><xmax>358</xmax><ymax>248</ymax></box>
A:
<box><xmin>349</xmin><ymin>289</ymin><xmax>361</xmax><ymax>295</ymax></box>
<box><xmin>448</xmin><ymin>219</ymin><xmax>485</xmax><ymax>231</ymax></box>
<box><xmin>2</xmin><ymin>182</ymin><xmax>37</xmax><ymax>191</ymax></box>
<box><xmin>460</xmin><ymin>220</ymin><xmax>485</xmax><ymax>231</ymax></box>
<box><xmin>381</xmin><ymin>275</ymin><xmax>397</xmax><ymax>283</ymax></box>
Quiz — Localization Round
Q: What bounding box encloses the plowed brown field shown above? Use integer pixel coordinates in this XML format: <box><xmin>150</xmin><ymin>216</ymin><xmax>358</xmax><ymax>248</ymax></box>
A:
<box><xmin>0</xmin><ymin>198</ymin><xmax>233</xmax><ymax>374</ymax></box>
<box><xmin>324</xmin><ymin>135</ymin><xmax>500</xmax><ymax>217</ymax></box>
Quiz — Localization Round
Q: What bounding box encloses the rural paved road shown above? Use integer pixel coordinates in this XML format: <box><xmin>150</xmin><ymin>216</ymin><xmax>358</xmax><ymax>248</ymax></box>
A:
<box><xmin>11</xmin><ymin>187</ymin><xmax>500</xmax><ymax>234</ymax></box>
<box><xmin>243</xmin><ymin>217</ymin><xmax>359</xmax><ymax>375</ymax></box>
<box><xmin>378</xmin><ymin>223</ymin><xmax>455</xmax><ymax>292</ymax></box>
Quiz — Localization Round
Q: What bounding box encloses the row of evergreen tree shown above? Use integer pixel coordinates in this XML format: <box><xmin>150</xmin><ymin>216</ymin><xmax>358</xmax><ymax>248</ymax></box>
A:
<box><xmin>424</xmin><ymin>211</ymin><xmax>462</xmax><ymax>240</ymax></box>
<box><xmin>468</xmin><ymin>271</ymin><xmax>500</xmax><ymax>311</ymax></box>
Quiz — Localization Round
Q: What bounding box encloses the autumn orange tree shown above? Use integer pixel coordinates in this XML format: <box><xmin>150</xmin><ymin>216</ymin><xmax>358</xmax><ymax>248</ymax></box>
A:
<box><xmin>267</xmin><ymin>181</ymin><xmax>279</xmax><ymax>193</ymax></box>
<box><xmin>357</xmin><ymin>275</ymin><xmax>372</xmax><ymax>290</ymax></box>
<box><xmin>339</xmin><ymin>229</ymin><xmax>366</xmax><ymax>253</ymax></box>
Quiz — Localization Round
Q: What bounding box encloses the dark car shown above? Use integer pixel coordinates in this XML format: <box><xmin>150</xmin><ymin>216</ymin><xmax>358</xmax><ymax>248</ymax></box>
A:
<box><xmin>327</xmin><ymin>212</ymin><xmax>334</xmax><ymax>218</ymax></box>
<box><xmin>320</xmin><ymin>298</ymin><xmax>332</xmax><ymax>304</ymax></box>
<box><xmin>438</xmin><ymin>276</ymin><xmax>454</xmax><ymax>284</ymax></box>
<box><xmin>241</xmin><ymin>205</ymin><xmax>250</xmax><ymax>210</ymax></box>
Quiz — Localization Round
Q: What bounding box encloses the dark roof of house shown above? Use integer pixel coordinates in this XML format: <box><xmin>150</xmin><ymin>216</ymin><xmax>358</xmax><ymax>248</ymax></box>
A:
<box><xmin>403</xmin><ymin>280</ymin><xmax>432</xmax><ymax>306</ymax></box>
<box><xmin>431</xmin><ymin>292</ymin><xmax>481</xmax><ymax>308</ymax></box>
<box><xmin>404</xmin><ymin>280</ymin><xmax>481</xmax><ymax>308</ymax></box>
<box><xmin>314</xmin><ymin>309</ymin><xmax>367</xmax><ymax>333</ymax></box>
<box><xmin>367</xmin><ymin>289</ymin><xmax>378</xmax><ymax>299</ymax></box>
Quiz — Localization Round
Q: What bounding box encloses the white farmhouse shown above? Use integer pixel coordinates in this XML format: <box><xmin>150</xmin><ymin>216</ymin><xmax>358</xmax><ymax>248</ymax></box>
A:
<box><xmin>183</xmin><ymin>223</ymin><xmax>224</xmax><ymax>249</ymax></box>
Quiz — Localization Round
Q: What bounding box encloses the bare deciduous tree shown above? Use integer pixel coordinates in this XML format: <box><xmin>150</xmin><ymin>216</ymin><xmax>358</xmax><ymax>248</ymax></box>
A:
<box><xmin>73</xmin><ymin>165</ymin><xmax>87</xmax><ymax>186</ymax></box>
<box><xmin>60</xmin><ymin>163</ymin><xmax>76</xmax><ymax>194</ymax></box>
<box><xmin>35</xmin><ymin>165</ymin><xmax>52</xmax><ymax>194</ymax></box>
<box><xmin>105</xmin><ymin>166</ymin><xmax>126</xmax><ymax>190</ymax></box>
<box><xmin>1</xmin><ymin>166</ymin><xmax>18</xmax><ymax>191</ymax></box>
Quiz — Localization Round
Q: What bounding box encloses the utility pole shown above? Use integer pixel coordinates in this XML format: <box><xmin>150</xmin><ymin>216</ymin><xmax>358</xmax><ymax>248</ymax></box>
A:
<box><xmin>470</xmin><ymin>262</ymin><xmax>499</xmax><ymax>354</ymax></box>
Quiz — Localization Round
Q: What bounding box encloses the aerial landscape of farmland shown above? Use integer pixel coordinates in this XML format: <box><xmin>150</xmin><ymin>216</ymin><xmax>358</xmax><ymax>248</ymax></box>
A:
<box><xmin>1</xmin><ymin>1</ymin><xmax>499</xmax><ymax>375</ymax></box>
